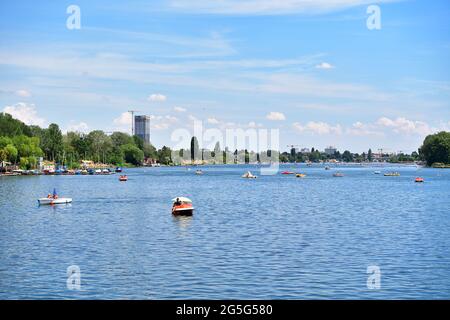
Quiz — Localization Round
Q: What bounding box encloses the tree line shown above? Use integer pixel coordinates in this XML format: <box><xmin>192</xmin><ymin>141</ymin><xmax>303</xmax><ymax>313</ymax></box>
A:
<box><xmin>1</xmin><ymin>112</ymin><xmax>449</xmax><ymax>168</ymax></box>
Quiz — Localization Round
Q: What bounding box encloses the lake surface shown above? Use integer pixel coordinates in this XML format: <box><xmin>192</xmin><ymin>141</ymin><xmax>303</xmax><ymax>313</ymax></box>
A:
<box><xmin>1</xmin><ymin>164</ymin><xmax>449</xmax><ymax>299</ymax></box>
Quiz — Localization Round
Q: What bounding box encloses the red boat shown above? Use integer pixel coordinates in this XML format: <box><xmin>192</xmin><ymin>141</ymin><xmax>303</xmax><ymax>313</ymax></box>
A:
<box><xmin>415</xmin><ymin>177</ymin><xmax>424</xmax><ymax>183</ymax></box>
<box><xmin>172</xmin><ymin>197</ymin><xmax>194</xmax><ymax>216</ymax></box>
<box><xmin>119</xmin><ymin>175</ymin><xmax>128</xmax><ymax>181</ymax></box>
<box><xmin>281</xmin><ymin>171</ymin><xmax>295</xmax><ymax>175</ymax></box>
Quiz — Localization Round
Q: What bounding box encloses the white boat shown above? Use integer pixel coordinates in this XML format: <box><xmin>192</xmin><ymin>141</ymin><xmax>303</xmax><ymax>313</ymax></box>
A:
<box><xmin>95</xmin><ymin>169</ymin><xmax>102</xmax><ymax>174</ymax></box>
<box><xmin>38</xmin><ymin>197</ymin><xmax>72</xmax><ymax>205</ymax></box>
<box><xmin>242</xmin><ymin>171</ymin><xmax>257</xmax><ymax>179</ymax></box>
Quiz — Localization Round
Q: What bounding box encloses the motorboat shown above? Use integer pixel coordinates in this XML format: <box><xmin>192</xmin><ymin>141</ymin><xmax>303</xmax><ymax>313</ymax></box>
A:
<box><xmin>195</xmin><ymin>170</ymin><xmax>203</xmax><ymax>175</ymax></box>
<box><xmin>115</xmin><ymin>167</ymin><xmax>123</xmax><ymax>173</ymax></box>
<box><xmin>374</xmin><ymin>171</ymin><xmax>381</xmax><ymax>174</ymax></box>
<box><xmin>102</xmin><ymin>169</ymin><xmax>111</xmax><ymax>174</ymax></box>
<box><xmin>296</xmin><ymin>173</ymin><xmax>306</xmax><ymax>178</ymax></box>
<box><xmin>95</xmin><ymin>169</ymin><xmax>102</xmax><ymax>175</ymax></box>
<box><xmin>333</xmin><ymin>172</ymin><xmax>344</xmax><ymax>177</ymax></box>
<box><xmin>415</xmin><ymin>177</ymin><xmax>424</xmax><ymax>183</ymax></box>
<box><xmin>281</xmin><ymin>171</ymin><xmax>295</xmax><ymax>175</ymax></box>
<box><xmin>325</xmin><ymin>166</ymin><xmax>330</xmax><ymax>170</ymax></box>
<box><xmin>242</xmin><ymin>171</ymin><xmax>257</xmax><ymax>179</ymax></box>
<box><xmin>172</xmin><ymin>197</ymin><xmax>194</xmax><ymax>216</ymax></box>
<box><xmin>38</xmin><ymin>189</ymin><xmax>72</xmax><ymax>205</ymax></box>
<box><xmin>119</xmin><ymin>175</ymin><xmax>128</xmax><ymax>181</ymax></box>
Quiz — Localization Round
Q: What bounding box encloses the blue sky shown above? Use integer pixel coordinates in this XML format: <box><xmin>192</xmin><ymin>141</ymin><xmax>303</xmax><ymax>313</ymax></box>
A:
<box><xmin>1</xmin><ymin>0</ymin><xmax>449</xmax><ymax>153</ymax></box>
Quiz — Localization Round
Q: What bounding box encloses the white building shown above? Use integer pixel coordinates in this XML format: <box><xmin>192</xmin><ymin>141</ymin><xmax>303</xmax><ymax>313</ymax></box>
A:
<box><xmin>324</xmin><ymin>146</ymin><xmax>337</xmax><ymax>155</ymax></box>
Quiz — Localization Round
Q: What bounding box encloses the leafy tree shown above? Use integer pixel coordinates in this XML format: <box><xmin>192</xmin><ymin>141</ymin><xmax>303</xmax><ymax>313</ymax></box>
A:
<box><xmin>111</xmin><ymin>132</ymin><xmax>134</xmax><ymax>147</ymax></box>
<box><xmin>42</xmin><ymin>124</ymin><xmax>63</xmax><ymax>161</ymax></box>
<box><xmin>4</xmin><ymin>144</ymin><xmax>18</xmax><ymax>163</ymax></box>
<box><xmin>120</xmin><ymin>144</ymin><xmax>144</xmax><ymax>165</ymax></box>
<box><xmin>86</xmin><ymin>130</ymin><xmax>112</xmax><ymax>163</ymax></box>
<box><xmin>419</xmin><ymin>131</ymin><xmax>450</xmax><ymax>166</ymax></box>
<box><xmin>368</xmin><ymin>148</ymin><xmax>373</xmax><ymax>162</ymax></box>
<box><xmin>158</xmin><ymin>146</ymin><xmax>172</xmax><ymax>165</ymax></box>
<box><xmin>133</xmin><ymin>135</ymin><xmax>144</xmax><ymax>150</ymax></box>
<box><xmin>342</xmin><ymin>150</ymin><xmax>353</xmax><ymax>162</ymax></box>
<box><xmin>143</xmin><ymin>143</ymin><xmax>158</xmax><ymax>159</ymax></box>
<box><xmin>0</xmin><ymin>113</ymin><xmax>31</xmax><ymax>137</ymax></box>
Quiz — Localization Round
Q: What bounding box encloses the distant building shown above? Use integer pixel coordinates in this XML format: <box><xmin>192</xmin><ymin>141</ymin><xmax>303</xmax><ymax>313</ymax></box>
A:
<box><xmin>300</xmin><ymin>148</ymin><xmax>310</xmax><ymax>153</ymax></box>
<box><xmin>134</xmin><ymin>115</ymin><xmax>151</xmax><ymax>145</ymax></box>
<box><xmin>324</xmin><ymin>146</ymin><xmax>337</xmax><ymax>155</ymax></box>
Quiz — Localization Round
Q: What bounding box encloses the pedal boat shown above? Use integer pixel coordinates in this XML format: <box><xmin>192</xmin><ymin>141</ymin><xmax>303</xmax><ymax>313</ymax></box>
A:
<box><xmin>172</xmin><ymin>197</ymin><xmax>194</xmax><ymax>216</ymax></box>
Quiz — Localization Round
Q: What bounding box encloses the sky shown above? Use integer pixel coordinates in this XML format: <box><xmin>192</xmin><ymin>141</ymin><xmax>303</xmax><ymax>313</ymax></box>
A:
<box><xmin>0</xmin><ymin>0</ymin><xmax>449</xmax><ymax>153</ymax></box>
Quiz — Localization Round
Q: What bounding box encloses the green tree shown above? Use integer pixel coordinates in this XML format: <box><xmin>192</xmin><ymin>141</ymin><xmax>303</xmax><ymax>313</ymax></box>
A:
<box><xmin>86</xmin><ymin>130</ymin><xmax>112</xmax><ymax>163</ymax></box>
<box><xmin>4</xmin><ymin>144</ymin><xmax>18</xmax><ymax>163</ymax></box>
<box><xmin>158</xmin><ymin>146</ymin><xmax>172</xmax><ymax>165</ymax></box>
<box><xmin>342</xmin><ymin>150</ymin><xmax>353</xmax><ymax>162</ymax></box>
<box><xmin>120</xmin><ymin>144</ymin><xmax>144</xmax><ymax>165</ymax></box>
<box><xmin>368</xmin><ymin>148</ymin><xmax>373</xmax><ymax>162</ymax></box>
<box><xmin>419</xmin><ymin>131</ymin><xmax>450</xmax><ymax>166</ymax></box>
<box><xmin>0</xmin><ymin>113</ymin><xmax>32</xmax><ymax>137</ymax></box>
<box><xmin>42</xmin><ymin>124</ymin><xmax>63</xmax><ymax>162</ymax></box>
<box><xmin>111</xmin><ymin>132</ymin><xmax>134</xmax><ymax>147</ymax></box>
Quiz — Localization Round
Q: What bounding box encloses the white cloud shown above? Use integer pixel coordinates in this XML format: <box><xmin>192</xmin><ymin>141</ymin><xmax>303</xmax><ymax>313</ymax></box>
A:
<box><xmin>376</xmin><ymin>117</ymin><xmax>433</xmax><ymax>135</ymax></box>
<box><xmin>293</xmin><ymin>121</ymin><xmax>342</xmax><ymax>135</ymax></box>
<box><xmin>3</xmin><ymin>102</ymin><xmax>46</xmax><ymax>126</ymax></box>
<box><xmin>148</xmin><ymin>94</ymin><xmax>167</xmax><ymax>102</ymax></box>
<box><xmin>266</xmin><ymin>111</ymin><xmax>286</xmax><ymax>121</ymax></box>
<box><xmin>207</xmin><ymin>117</ymin><xmax>220</xmax><ymax>124</ymax></box>
<box><xmin>15</xmin><ymin>89</ymin><xmax>31</xmax><ymax>97</ymax></box>
<box><xmin>315</xmin><ymin>62</ymin><xmax>334</xmax><ymax>69</ymax></box>
<box><xmin>174</xmin><ymin>106</ymin><xmax>187</xmax><ymax>112</ymax></box>
<box><xmin>168</xmin><ymin>0</ymin><xmax>394</xmax><ymax>15</ymax></box>
<box><xmin>66</xmin><ymin>121</ymin><xmax>89</xmax><ymax>133</ymax></box>
<box><xmin>113</xmin><ymin>112</ymin><xmax>132</xmax><ymax>126</ymax></box>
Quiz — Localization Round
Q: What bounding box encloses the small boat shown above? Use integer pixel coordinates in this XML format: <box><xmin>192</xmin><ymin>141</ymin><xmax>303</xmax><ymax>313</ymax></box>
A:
<box><xmin>415</xmin><ymin>177</ymin><xmax>424</xmax><ymax>183</ymax></box>
<box><xmin>38</xmin><ymin>189</ymin><xmax>72</xmax><ymax>205</ymax></box>
<box><xmin>374</xmin><ymin>171</ymin><xmax>381</xmax><ymax>174</ymax></box>
<box><xmin>384</xmin><ymin>172</ymin><xmax>400</xmax><ymax>177</ymax></box>
<box><xmin>38</xmin><ymin>197</ymin><xmax>72</xmax><ymax>205</ymax></box>
<box><xmin>325</xmin><ymin>166</ymin><xmax>330</xmax><ymax>170</ymax></box>
<box><xmin>296</xmin><ymin>173</ymin><xmax>306</xmax><ymax>178</ymax></box>
<box><xmin>172</xmin><ymin>197</ymin><xmax>194</xmax><ymax>216</ymax></box>
<box><xmin>333</xmin><ymin>172</ymin><xmax>344</xmax><ymax>177</ymax></box>
<box><xmin>115</xmin><ymin>167</ymin><xmax>122</xmax><ymax>173</ymax></box>
<box><xmin>95</xmin><ymin>169</ymin><xmax>102</xmax><ymax>175</ymax></box>
<box><xmin>102</xmin><ymin>169</ymin><xmax>110</xmax><ymax>174</ymax></box>
<box><xmin>195</xmin><ymin>170</ymin><xmax>203</xmax><ymax>175</ymax></box>
<box><xmin>281</xmin><ymin>171</ymin><xmax>295</xmax><ymax>175</ymax></box>
<box><xmin>242</xmin><ymin>171</ymin><xmax>257</xmax><ymax>179</ymax></box>
<box><xmin>119</xmin><ymin>175</ymin><xmax>128</xmax><ymax>181</ymax></box>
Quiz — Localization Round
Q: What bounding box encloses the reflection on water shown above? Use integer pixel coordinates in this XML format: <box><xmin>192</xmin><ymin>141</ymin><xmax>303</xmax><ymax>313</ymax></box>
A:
<box><xmin>172</xmin><ymin>215</ymin><xmax>193</xmax><ymax>231</ymax></box>
<box><xmin>1</xmin><ymin>164</ymin><xmax>450</xmax><ymax>299</ymax></box>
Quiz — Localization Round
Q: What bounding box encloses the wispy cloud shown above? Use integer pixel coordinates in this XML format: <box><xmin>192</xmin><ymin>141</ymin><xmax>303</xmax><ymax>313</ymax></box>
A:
<box><xmin>167</xmin><ymin>0</ymin><xmax>397</xmax><ymax>15</ymax></box>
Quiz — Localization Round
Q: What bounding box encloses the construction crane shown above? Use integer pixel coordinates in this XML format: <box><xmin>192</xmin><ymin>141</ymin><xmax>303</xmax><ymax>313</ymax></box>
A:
<box><xmin>128</xmin><ymin>110</ymin><xmax>141</xmax><ymax>135</ymax></box>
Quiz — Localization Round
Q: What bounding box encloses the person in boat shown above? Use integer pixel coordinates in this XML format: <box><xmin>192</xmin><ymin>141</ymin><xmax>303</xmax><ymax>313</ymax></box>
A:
<box><xmin>174</xmin><ymin>197</ymin><xmax>182</xmax><ymax>206</ymax></box>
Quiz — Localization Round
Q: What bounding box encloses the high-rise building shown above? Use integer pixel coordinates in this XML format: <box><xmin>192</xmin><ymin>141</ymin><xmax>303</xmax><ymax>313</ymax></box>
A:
<box><xmin>134</xmin><ymin>115</ymin><xmax>151</xmax><ymax>145</ymax></box>
<box><xmin>324</xmin><ymin>146</ymin><xmax>337</xmax><ymax>155</ymax></box>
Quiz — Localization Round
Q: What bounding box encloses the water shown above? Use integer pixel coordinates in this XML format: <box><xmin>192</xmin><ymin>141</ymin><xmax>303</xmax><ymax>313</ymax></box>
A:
<box><xmin>0</xmin><ymin>164</ymin><xmax>449</xmax><ymax>299</ymax></box>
